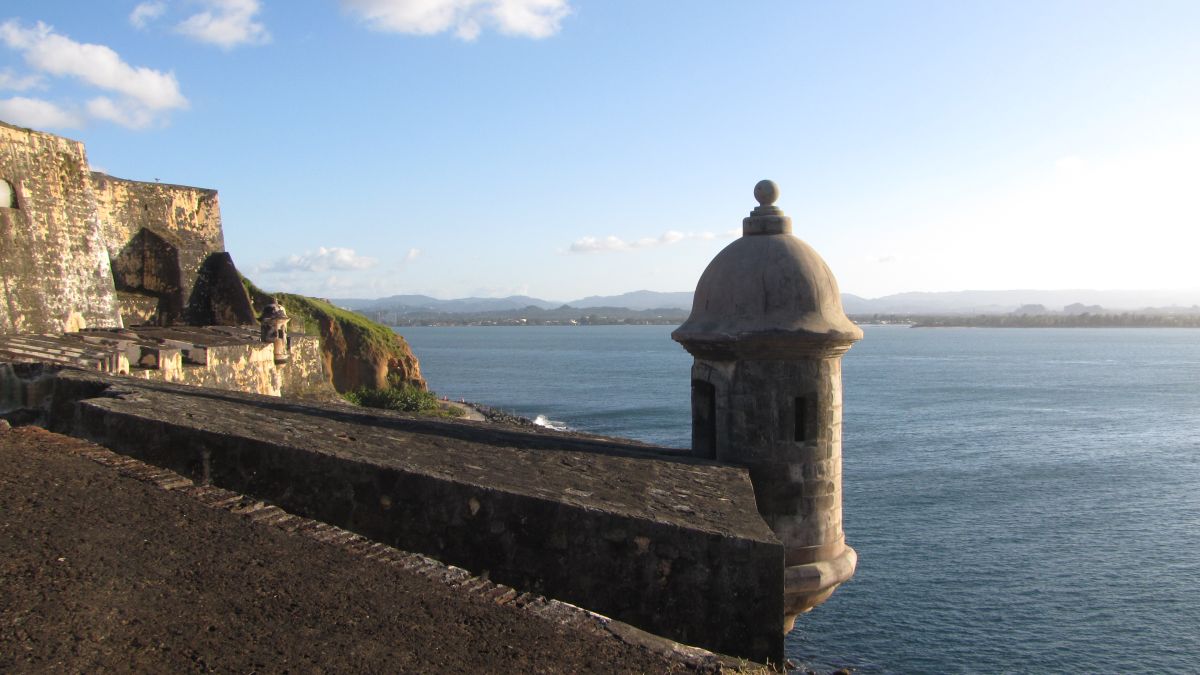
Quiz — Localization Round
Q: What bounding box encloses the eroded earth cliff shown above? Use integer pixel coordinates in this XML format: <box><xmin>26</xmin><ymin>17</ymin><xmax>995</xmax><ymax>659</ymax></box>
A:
<box><xmin>244</xmin><ymin>278</ymin><xmax>424</xmax><ymax>393</ymax></box>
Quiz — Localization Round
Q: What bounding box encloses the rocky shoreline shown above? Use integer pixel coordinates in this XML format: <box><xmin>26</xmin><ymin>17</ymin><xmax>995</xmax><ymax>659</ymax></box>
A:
<box><xmin>462</xmin><ymin>402</ymin><xmax>540</xmax><ymax>428</ymax></box>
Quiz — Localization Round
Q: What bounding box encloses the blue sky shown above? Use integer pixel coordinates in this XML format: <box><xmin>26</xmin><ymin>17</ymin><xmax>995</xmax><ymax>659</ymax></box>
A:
<box><xmin>2</xmin><ymin>1</ymin><xmax>1198</xmax><ymax>301</ymax></box>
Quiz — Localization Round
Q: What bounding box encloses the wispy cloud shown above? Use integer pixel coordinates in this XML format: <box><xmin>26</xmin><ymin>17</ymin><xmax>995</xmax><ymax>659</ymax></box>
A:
<box><xmin>260</xmin><ymin>247</ymin><xmax>379</xmax><ymax>274</ymax></box>
<box><xmin>176</xmin><ymin>0</ymin><xmax>270</xmax><ymax>50</ymax></box>
<box><xmin>0</xmin><ymin>67</ymin><xmax>42</xmax><ymax>91</ymax></box>
<box><xmin>0</xmin><ymin>96</ymin><xmax>82</xmax><ymax>129</ymax></box>
<box><xmin>129</xmin><ymin>1</ymin><xmax>167</xmax><ymax>29</ymax></box>
<box><xmin>343</xmin><ymin>0</ymin><xmax>571</xmax><ymax>41</ymax></box>
<box><xmin>252</xmin><ymin>248</ymin><xmax>425</xmax><ymax>298</ymax></box>
<box><xmin>568</xmin><ymin>229</ymin><xmax>721</xmax><ymax>254</ymax></box>
<box><xmin>0</xmin><ymin>20</ymin><xmax>186</xmax><ymax>129</ymax></box>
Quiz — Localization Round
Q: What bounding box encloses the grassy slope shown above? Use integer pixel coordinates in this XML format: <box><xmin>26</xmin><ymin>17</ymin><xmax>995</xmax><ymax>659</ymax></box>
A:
<box><xmin>242</xmin><ymin>277</ymin><xmax>425</xmax><ymax>392</ymax></box>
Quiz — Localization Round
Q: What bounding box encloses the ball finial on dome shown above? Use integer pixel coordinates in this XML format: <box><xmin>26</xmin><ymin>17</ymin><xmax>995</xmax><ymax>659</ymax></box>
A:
<box><xmin>754</xmin><ymin>179</ymin><xmax>779</xmax><ymax>206</ymax></box>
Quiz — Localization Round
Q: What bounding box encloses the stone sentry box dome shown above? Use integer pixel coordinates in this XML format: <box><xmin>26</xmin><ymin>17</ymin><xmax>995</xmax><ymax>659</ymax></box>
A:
<box><xmin>672</xmin><ymin>180</ymin><xmax>861</xmax><ymax>632</ymax></box>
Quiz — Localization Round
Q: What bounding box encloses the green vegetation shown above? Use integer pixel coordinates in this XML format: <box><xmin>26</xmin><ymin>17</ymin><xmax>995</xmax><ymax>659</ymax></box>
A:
<box><xmin>240</xmin><ymin>275</ymin><xmax>427</xmax><ymax>395</ymax></box>
<box><xmin>343</xmin><ymin>383</ymin><xmax>438</xmax><ymax>412</ymax></box>
<box><xmin>343</xmin><ymin>384</ymin><xmax>462</xmax><ymax>418</ymax></box>
<box><xmin>241</xmin><ymin>276</ymin><xmax>396</xmax><ymax>351</ymax></box>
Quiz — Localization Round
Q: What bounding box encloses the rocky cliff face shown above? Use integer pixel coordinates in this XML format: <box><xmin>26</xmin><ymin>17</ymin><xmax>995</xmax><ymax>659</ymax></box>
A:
<box><xmin>244</xmin><ymin>279</ymin><xmax>425</xmax><ymax>393</ymax></box>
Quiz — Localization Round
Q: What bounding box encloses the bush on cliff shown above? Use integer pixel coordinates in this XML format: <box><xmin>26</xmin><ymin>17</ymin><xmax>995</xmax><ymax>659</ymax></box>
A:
<box><xmin>343</xmin><ymin>384</ymin><xmax>440</xmax><ymax>413</ymax></box>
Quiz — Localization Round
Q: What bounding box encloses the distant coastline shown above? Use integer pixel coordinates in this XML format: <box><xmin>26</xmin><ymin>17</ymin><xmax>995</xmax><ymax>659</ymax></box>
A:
<box><xmin>343</xmin><ymin>288</ymin><xmax>1200</xmax><ymax>328</ymax></box>
<box><xmin>379</xmin><ymin>311</ymin><xmax>1200</xmax><ymax>329</ymax></box>
<box><xmin>853</xmin><ymin>313</ymin><xmax>1200</xmax><ymax>328</ymax></box>
<box><xmin>362</xmin><ymin>307</ymin><xmax>687</xmax><ymax>327</ymax></box>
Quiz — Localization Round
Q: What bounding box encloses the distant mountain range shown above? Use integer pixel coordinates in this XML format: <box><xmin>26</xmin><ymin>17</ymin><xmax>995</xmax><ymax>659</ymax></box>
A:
<box><xmin>839</xmin><ymin>289</ymin><xmax>1200</xmax><ymax>315</ymax></box>
<box><xmin>334</xmin><ymin>291</ymin><xmax>695</xmax><ymax>314</ymax></box>
<box><xmin>332</xmin><ymin>289</ymin><xmax>1200</xmax><ymax>317</ymax></box>
<box><xmin>334</xmin><ymin>294</ymin><xmax>561</xmax><ymax>314</ymax></box>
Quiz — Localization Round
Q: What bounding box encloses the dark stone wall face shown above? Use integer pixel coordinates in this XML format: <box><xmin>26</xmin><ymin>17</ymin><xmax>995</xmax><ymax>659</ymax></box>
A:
<box><xmin>185</xmin><ymin>252</ymin><xmax>256</xmax><ymax>326</ymax></box>
<box><xmin>0</xmin><ymin>122</ymin><xmax>122</xmax><ymax>333</ymax></box>
<box><xmin>110</xmin><ymin>227</ymin><xmax>184</xmax><ymax>324</ymax></box>
<box><xmin>692</xmin><ymin>357</ymin><xmax>847</xmax><ymax>565</ymax></box>
<box><xmin>117</xmin><ymin>293</ymin><xmax>159</xmax><ymax>326</ymax></box>
<box><xmin>90</xmin><ymin>172</ymin><xmax>225</xmax><ymax>323</ymax></box>
<box><xmin>36</xmin><ymin>370</ymin><xmax>787</xmax><ymax>665</ymax></box>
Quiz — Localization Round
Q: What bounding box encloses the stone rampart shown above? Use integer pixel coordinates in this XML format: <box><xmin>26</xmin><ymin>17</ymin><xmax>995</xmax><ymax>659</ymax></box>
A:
<box><xmin>0</xmin><ymin>121</ymin><xmax>252</xmax><ymax>333</ymax></box>
<box><xmin>90</xmin><ymin>172</ymin><xmax>225</xmax><ymax>325</ymax></box>
<box><xmin>16</xmin><ymin>368</ymin><xmax>787</xmax><ymax>664</ymax></box>
<box><xmin>0</xmin><ymin>122</ymin><xmax>121</xmax><ymax>333</ymax></box>
<box><xmin>0</xmin><ymin>327</ymin><xmax>327</xmax><ymax>399</ymax></box>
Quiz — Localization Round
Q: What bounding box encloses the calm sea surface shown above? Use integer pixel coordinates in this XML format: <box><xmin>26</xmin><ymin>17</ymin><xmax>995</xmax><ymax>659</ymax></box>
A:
<box><xmin>399</xmin><ymin>325</ymin><xmax>1200</xmax><ymax>673</ymax></box>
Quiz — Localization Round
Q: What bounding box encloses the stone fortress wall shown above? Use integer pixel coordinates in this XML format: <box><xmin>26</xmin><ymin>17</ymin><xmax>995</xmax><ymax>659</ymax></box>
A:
<box><xmin>0</xmin><ymin>120</ymin><xmax>256</xmax><ymax>332</ymax></box>
<box><xmin>91</xmin><ymin>172</ymin><xmax>228</xmax><ymax>326</ymax></box>
<box><xmin>0</xmin><ymin>121</ymin><xmax>122</xmax><ymax>333</ymax></box>
<box><xmin>0</xmin><ymin>120</ymin><xmax>323</xmax><ymax>398</ymax></box>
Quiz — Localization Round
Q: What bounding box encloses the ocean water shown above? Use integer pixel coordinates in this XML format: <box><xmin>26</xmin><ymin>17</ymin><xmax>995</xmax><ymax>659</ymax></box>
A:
<box><xmin>400</xmin><ymin>325</ymin><xmax>1200</xmax><ymax>673</ymax></box>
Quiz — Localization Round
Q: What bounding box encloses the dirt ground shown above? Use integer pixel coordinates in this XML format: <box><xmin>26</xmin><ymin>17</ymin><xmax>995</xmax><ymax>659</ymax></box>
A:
<box><xmin>0</xmin><ymin>425</ymin><xmax>716</xmax><ymax>673</ymax></box>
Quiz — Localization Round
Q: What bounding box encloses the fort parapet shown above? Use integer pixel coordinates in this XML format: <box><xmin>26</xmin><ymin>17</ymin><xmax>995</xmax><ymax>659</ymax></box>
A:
<box><xmin>1</xmin><ymin>366</ymin><xmax>788</xmax><ymax>664</ymax></box>
<box><xmin>0</xmin><ymin>120</ymin><xmax>256</xmax><ymax>333</ymax></box>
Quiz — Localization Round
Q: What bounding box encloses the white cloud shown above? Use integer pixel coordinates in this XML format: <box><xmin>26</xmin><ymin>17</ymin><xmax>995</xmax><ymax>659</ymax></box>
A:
<box><xmin>130</xmin><ymin>1</ymin><xmax>167</xmax><ymax>29</ymax></box>
<box><xmin>569</xmin><ymin>230</ymin><xmax>719</xmax><ymax>254</ymax></box>
<box><xmin>0</xmin><ymin>68</ymin><xmax>42</xmax><ymax>91</ymax></box>
<box><xmin>343</xmin><ymin>0</ymin><xmax>570</xmax><ymax>41</ymax></box>
<box><xmin>0</xmin><ymin>20</ymin><xmax>187</xmax><ymax>129</ymax></box>
<box><xmin>405</xmin><ymin>247</ymin><xmax>421</xmax><ymax>261</ymax></box>
<box><xmin>261</xmin><ymin>247</ymin><xmax>379</xmax><ymax>274</ymax></box>
<box><xmin>176</xmin><ymin>0</ymin><xmax>270</xmax><ymax>50</ymax></box>
<box><xmin>85</xmin><ymin>96</ymin><xmax>158</xmax><ymax>130</ymax></box>
<box><xmin>0</xmin><ymin>96</ymin><xmax>83</xmax><ymax>129</ymax></box>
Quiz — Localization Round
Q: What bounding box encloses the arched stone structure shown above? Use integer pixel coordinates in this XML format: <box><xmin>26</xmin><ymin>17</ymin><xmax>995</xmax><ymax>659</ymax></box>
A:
<box><xmin>111</xmin><ymin>228</ymin><xmax>184</xmax><ymax>325</ymax></box>
<box><xmin>0</xmin><ymin>178</ymin><xmax>16</xmax><ymax>209</ymax></box>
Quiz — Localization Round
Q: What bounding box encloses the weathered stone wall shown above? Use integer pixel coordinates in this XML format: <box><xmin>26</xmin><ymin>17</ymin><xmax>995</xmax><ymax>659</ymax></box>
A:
<box><xmin>30</xmin><ymin>369</ymin><xmax>787</xmax><ymax>665</ymax></box>
<box><xmin>125</xmin><ymin>334</ymin><xmax>326</xmax><ymax>398</ymax></box>
<box><xmin>0</xmin><ymin>122</ymin><xmax>122</xmax><ymax>333</ymax></box>
<box><xmin>90</xmin><ymin>173</ymin><xmax>224</xmax><ymax>326</ymax></box>
<box><xmin>692</xmin><ymin>357</ymin><xmax>847</xmax><ymax>559</ymax></box>
<box><xmin>0</xmin><ymin>121</ymin><xmax>238</xmax><ymax>333</ymax></box>
<box><xmin>278</xmin><ymin>335</ymin><xmax>332</xmax><ymax>398</ymax></box>
<box><xmin>131</xmin><ymin>342</ymin><xmax>277</xmax><ymax>394</ymax></box>
<box><xmin>117</xmin><ymin>293</ymin><xmax>159</xmax><ymax>326</ymax></box>
<box><xmin>187</xmin><ymin>252</ymin><xmax>256</xmax><ymax>326</ymax></box>
<box><xmin>0</xmin><ymin>326</ymin><xmax>329</xmax><ymax>401</ymax></box>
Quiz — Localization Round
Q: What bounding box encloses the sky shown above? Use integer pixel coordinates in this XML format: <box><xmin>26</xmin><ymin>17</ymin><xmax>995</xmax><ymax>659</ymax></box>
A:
<box><xmin>1</xmin><ymin>1</ymin><xmax>1198</xmax><ymax>301</ymax></box>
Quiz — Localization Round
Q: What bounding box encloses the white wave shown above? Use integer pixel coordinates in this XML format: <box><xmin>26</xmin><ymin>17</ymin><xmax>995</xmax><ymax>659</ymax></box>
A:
<box><xmin>533</xmin><ymin>414</ymin><xmax>571</xmax><ymax>431</ymax></box>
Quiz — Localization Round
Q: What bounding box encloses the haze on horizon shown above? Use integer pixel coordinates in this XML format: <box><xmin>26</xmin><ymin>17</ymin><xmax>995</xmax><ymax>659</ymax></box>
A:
<box><xmin>2</xmin><ymin>1</ymin><xmax>1197</xmax><ymax>301</ymax></box>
